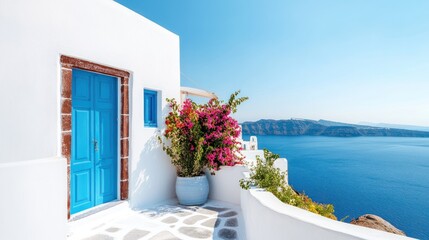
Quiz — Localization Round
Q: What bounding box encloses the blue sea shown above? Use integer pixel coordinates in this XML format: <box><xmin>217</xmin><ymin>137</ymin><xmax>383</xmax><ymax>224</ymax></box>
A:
<box><xmin>243</xmin><ymin>135</ymin><xmax>429</xmax><ymax>240</ymax></box>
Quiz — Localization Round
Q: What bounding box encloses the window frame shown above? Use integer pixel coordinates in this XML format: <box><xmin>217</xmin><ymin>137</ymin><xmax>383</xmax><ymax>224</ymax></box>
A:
<box><xmin>144</xmin><ymin>89</ymin><xmax>158</xmax><ymax>128</ymax></box>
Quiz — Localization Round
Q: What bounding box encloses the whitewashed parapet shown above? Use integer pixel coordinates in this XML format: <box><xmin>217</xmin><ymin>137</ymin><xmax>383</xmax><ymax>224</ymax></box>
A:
<box><xmin>207</xmin><ymin>152</ymin><xmax>289</xmax><ymax>204</ymax></box>
<box><xmin>205</xmin><ymin>165</ymin><xmax>249</xmax><ymax>205</ymax></box>
<box><xmin>273</xmin><ymin>158</ymin><xmax>288</xmax><ymax>184</ymax></box>
<box><xmin>241</xmin><ymin>136</ymin><xmax>258</xmax><ymax>150</ymax></box>
<box><xmin>241</xmin><ymin>149</ymin><xmax>264</xmax><ymax>166</ymax></box>
<box><xmin>242</xmin><ymin>149</ymin><xmax>289</xmax><ymax>185</ymax></box>
<box><xmin>241</xmin><ymin>186</ymin><xmax>415</xmax><ymax>240</ymax></box>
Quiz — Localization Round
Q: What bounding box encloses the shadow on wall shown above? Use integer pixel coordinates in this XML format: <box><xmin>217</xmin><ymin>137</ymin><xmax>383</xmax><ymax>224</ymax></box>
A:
<box><xmin>129</xmin><ymin>104</ymin><xmax>177</xmax><ymax>209</ymax></box>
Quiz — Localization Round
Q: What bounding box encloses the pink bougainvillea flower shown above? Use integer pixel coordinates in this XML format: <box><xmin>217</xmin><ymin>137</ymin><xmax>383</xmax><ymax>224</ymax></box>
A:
<box><xmin>159</xmin><ymin>92</ymin><xmax>248</xmax><ymax>177</ymax></box>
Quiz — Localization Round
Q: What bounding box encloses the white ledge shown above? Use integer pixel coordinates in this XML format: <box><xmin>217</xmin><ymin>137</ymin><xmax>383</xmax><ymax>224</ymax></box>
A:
<box><xmin>241</xmin><ymin>188</ymin><xmax>415</xmax><ymax>240</ymax></box>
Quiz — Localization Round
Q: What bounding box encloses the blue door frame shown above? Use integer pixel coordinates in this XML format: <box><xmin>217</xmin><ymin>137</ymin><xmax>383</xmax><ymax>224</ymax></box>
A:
<box><xmin>70</xmin><ymin>69</ymin><xmax>118</xmax><ymax>214</ymax></box>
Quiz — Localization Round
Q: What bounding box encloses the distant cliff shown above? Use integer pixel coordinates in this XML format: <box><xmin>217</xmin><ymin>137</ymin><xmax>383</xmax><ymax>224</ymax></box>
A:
<box><xmin>241</xmin><ymin>119</ymin><xmax>429</xmax><ymax>137</ymax></box>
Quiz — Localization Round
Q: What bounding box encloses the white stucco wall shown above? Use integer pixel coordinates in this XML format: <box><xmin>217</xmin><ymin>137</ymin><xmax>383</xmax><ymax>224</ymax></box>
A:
<box><xmin>205</xmin><ymin>165</ymin><xmax>249</xmax><ymax>205</ymax></box>
<box><xmin>241</xmin><ymin>188</ymin><xmax>416</xmax><ymax>240</ymax></box>
<box><xmin>0</xmin><ymin>0</ymin><xmax>179</xmax><ymax>156</ymax></box>
<box><xmin>242</xmin><ymin>150</ymin><xmax>264</xmax><ymax>165</ymax></box>
<box><xmin>0</xmin><ymin>0</ymin><xmax>179</xmax><ymax>200</ymax></box>
<box><xmin>0</xmin><ymin>157</ymin><xmax>67</xmax><ymax>240</ymax></box>
<box><xmin>0</xmin><ymin>0</ymin><xmax>180</xmax><ymax>238</ymax></box>
<box><xmin>206</xmin><ymin>156</ymin><xmax>288</xmax><ymax>205</ymax></box>
<box><xmin>273</xmin><ymin>158</ymin><xmax>288</xmax><ymax>184</ymax></box>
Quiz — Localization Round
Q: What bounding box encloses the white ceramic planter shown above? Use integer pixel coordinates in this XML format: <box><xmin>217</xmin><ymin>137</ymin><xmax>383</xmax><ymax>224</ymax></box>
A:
<box><xmin>176</xmin><ymin>175</ymin><xmax>209</xmax><ymax>205</ymax></box>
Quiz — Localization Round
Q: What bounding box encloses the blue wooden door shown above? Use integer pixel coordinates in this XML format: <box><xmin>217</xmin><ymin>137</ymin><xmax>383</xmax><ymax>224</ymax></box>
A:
<box><xmin>71</xmin><ymin>69</ymin><xmax>118</xmax><ymax>214</ymax></box>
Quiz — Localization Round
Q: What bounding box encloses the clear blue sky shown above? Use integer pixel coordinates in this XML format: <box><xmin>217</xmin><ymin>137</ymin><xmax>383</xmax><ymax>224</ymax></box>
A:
<box><xmin>117</xmin><ymin>0</ymin><xmax>429</xmax><ymax>126</ymax></box>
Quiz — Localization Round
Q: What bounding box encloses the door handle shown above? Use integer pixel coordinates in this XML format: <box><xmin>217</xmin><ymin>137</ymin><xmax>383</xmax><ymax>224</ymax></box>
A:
<box><xmin>93</xmin><ymin>139</ymin><xmax>98</xmax><ymax>151</ymax></box>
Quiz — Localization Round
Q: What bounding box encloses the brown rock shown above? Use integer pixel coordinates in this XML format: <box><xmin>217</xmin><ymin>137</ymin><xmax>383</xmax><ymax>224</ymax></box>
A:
<box><xmin>350</xmin><ymin>214</ymin><xmax>406</xmax><ymax>236</ymax></box>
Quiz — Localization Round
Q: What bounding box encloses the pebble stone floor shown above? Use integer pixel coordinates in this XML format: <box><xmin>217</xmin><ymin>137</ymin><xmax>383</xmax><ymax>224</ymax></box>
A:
<box><xmin>68</xmin><ymin>200</ymin><xmax>245</xmax><ymax>240</ymax></box>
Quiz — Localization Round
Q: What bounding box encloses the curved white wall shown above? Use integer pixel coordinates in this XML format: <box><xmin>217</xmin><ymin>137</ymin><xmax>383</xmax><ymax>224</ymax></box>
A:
<box><xmin>206</xmin><ymin>161</ymin><xmax>413</xmax><ymax>240</ymax></box>
<box><xmin>241</xmin><ymin>188</ymin><xmax>415</xmax><ymax>240</ymax></box>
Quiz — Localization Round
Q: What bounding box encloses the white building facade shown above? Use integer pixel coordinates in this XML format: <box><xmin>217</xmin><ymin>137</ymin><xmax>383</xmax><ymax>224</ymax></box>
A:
<box><xmin>0</xmin><ymin>0</ymin><xmax>180</xmax><ymax>239</ymax></box>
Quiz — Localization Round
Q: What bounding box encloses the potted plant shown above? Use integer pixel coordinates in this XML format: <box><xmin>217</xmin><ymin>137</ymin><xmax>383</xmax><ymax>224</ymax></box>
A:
<box><xmin>159</xmin><ymin>91</ymin><xmax>247</xmax><ymax>205</ymax></box>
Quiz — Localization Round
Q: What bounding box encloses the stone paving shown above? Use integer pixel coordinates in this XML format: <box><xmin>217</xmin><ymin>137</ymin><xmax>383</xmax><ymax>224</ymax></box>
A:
<box><xmin>68</xmin><ymin>200</ymin><xmax>245</xmax><ymax>240</ymax></box>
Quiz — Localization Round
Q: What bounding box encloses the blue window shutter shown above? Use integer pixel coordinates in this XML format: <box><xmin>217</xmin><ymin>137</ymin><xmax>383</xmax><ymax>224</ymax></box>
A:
<box><xmin>144</xmin><ymin>90</ymin><xmax>158</xmax><ymax>127</ymax></box>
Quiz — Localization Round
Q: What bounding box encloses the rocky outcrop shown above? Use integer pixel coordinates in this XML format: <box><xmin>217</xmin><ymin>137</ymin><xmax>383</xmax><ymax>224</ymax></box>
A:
<box><xmin>241</xmin><ymin>119</ymin><xmax>429</xmax><ymax>137</ymax></box>
<box><xmin>350</xmin><ymin>214</ymin><xmax>406</xmax><ymax>236</ymax></box>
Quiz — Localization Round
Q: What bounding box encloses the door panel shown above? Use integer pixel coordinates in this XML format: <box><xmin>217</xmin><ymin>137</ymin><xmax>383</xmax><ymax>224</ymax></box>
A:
<box><xmin>71</xmin><ymin>69</ymin><xmax>118</xmax><ymax>214</ymax></box>
<box><xmin>94</xmin><ymin>74</ymin><xmax>117</xmax><ymax>205</ymax></box>
<box><xmin>74</xmin><ymin>73</ymin><xmax>91</xmax><ymax>101</ymax></box>
<box><xmin>96</xmin><ymin>164</ymin><xmax>116</xmax><ymax>203</ymax></box>
<box><xmin>74</xmin><ymin>109</ymin><xmax>91</xmax><ymax>162</ymax></box>
<box><xmin>74</xmin><ymin>170</ymin><xmax>92</xmax><ymax>203</ymax></box>
<box><xmin>97</xmin><ymin>79</ymin><xmax>114</xmax><ymax>102</ymax></box>
<box><xmin>97</xmin><ymin>110</ymin><xmax>116</xmax><ymax>159</ymax></box>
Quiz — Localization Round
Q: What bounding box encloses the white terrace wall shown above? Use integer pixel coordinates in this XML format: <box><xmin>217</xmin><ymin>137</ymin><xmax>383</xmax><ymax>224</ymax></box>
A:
<box><xmin>0</xmin><ymin>0</ymin><xmax>179</xmax><ymax>239</ymax></box>
<box><xmin>241</xmin><ymin>188</ymin><xmax>416</xmax><ymax>240</ymax></box>
<box><xmin>206</xmin><ymin>151</ymin><xmax>288</xmax><ymax>205</ymax></box>
<box><xmin>205</xmin><ymin>165</ymin><xmax>249</xmax><ymax>205</ymax></box>
<box><xmin>206</xmin><ymin>158</ymin><xmax>413</xmax><ymax>240</ymax></box>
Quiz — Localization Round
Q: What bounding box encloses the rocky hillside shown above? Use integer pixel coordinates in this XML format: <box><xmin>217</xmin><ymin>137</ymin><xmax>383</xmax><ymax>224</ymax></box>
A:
<box><xmin>241</xmin><ymin>119</ymin><xmax>429</xmax><ymax>137</ymax></box>
<box><xmin>351</xmin><ymin>214</ymin><xmax>406</xmax><ymax>236</ymax></box>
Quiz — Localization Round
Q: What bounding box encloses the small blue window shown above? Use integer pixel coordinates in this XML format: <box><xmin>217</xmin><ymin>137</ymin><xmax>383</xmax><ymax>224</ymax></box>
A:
<box><xmin>144</xmin><ymin>89</ymin><xmax>158</xmax><ymax>127</ymax></box>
